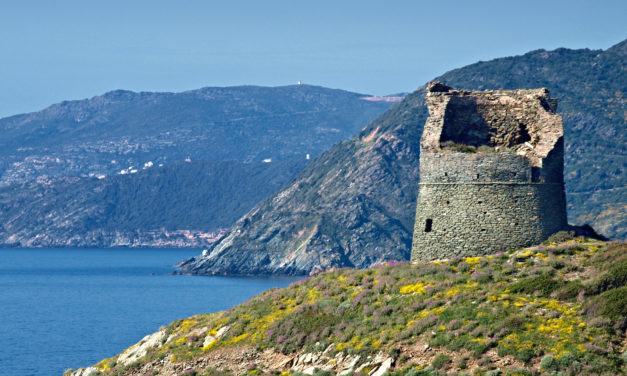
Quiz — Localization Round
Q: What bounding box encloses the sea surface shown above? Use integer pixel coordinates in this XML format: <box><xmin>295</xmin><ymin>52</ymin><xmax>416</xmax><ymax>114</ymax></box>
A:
<box><xmin>0</xmin><ymin>248</ymin><xmax>302</xmax><ymax>376</ymax></box>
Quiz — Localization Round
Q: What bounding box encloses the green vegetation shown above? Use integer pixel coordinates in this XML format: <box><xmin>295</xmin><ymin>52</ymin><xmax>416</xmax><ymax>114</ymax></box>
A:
<box><xmin>0</xmin><ymin>85</ymin><xmax>393</xmax><ymax>184</ymax></box>
<box><xmin>78</xmin><ymin>239</ymin><xmax>627</xmax><ymax>375</ymax></box>
<box><xmin>2</xmin><ymin>41</ymin><xmax>626</xmax><ymax>254</ymax></box>
<box><xmin>440</xmin><ymin>141</ymin><xmax>476</xmax><ymax>153</ymax></box>
<box><xmin>431</xmin><ymin>355</ymin><xmax>451</xmax><ymax>370</ymax></box>
<box><xmin>439</xmin><ymin>142</ymin><xmax>497</xmax><ymax>154</ymax></box>
<box><xmin>508</xmin><ymin>274</ymin><xmax>563</xmax><ymax>297</ymax></box>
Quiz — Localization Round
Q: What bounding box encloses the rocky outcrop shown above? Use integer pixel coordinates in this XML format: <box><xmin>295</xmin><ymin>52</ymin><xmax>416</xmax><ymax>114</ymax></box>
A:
<box><xmin>289</xmin><ymin>347</ymin><xmax>393</xmax><ymax>375</ymax></box>
<box><xmin>68</xmin><ymin>338</ymin><xmax>395</xmax><ymax>376</ymax></box>
<box><xmin>117</xmin><ymin>329</ymin><xmax>167</xmax><ymax>366</ymax></box>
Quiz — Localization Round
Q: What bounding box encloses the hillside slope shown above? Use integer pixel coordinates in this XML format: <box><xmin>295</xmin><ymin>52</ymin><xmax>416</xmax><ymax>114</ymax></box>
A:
<box><xmin>68</xmin><ymin>238</ymin><xmax>627</xmax><ymax>375</ymax></box>
<box><xmin>0</xmin><ymin>159</ymin><xmax>306</xmax><ymax>248</ymax></box>
<box><xmin>179</xmin><ymin>40</ymin><xmax>626</xmax><ymax>276</ymax></box>
<box><xmin>0</xmin><ymin>85</ymin><xmax>394</xmax><ymax>186</ymax></box>
<box><xmin>0</xmin><ymin>85</ymin><xmax>396</xmax><ymax>247</ymax></box>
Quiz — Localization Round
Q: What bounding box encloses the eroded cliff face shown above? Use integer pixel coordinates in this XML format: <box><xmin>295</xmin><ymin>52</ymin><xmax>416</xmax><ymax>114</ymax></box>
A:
<box><xmin>177</xmin><ymin>91</ymin><xmax>428</xmax><ymax>276</ymax></box>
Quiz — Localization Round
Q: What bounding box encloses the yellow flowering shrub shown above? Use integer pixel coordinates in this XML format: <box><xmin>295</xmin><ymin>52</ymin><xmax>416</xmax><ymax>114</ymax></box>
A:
<box><xmin>399</xmin><ymin>281</ymin><xmax>428</xmax><ymax>294</ymax></box>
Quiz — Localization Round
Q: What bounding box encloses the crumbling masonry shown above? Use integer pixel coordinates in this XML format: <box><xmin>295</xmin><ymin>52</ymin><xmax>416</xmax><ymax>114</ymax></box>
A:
<box><xmin>411</xmin><ymin>82</ymin><xmax>568</xmax><ymax>261</ymax></box>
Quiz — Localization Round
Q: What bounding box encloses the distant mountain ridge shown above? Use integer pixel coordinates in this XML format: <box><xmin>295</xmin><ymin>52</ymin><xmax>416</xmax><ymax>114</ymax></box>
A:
<box><xmin>179</xmin><ymin>40</ymin><xmax>626</xmax><ymax>276</ymax></box>
<box><xmin>0</xmin><ymin>85</ymin><xmax>395</xmax><ymax>186</ymax></box>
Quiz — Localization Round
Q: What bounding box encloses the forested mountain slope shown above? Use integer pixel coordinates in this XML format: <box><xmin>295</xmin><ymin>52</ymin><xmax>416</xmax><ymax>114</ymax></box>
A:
<box><xmin>0</xmin><ymin>159</ymin><xmax>306</xmax><ymax>248</ymax></box>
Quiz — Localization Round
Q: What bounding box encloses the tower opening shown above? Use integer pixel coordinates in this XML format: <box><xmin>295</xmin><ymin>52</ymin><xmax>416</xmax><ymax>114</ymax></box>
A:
<box><xmin>425</xmin><ymin>219</ymin><xmax>433</xmax><ymax>232</ymax></box>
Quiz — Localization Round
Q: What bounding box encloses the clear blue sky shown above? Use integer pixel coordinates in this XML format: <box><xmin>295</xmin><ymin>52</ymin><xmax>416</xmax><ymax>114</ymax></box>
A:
<box><xmin>1</xmin><ymin>0</ymin><xmax>625</xmax><ymax>118</ymax></box>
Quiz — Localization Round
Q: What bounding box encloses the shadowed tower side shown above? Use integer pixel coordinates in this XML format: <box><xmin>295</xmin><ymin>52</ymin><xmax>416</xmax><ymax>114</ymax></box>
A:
<box><xmin>411</xmin><ymin>82</ymin><xmax>568</xmax><ymax>261</ymax></box>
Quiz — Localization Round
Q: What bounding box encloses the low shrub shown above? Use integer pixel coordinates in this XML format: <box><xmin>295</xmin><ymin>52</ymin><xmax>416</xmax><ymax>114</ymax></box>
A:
<box><xmin>445</xmin><ymin>336</ymin><xmax>466</xmax><ymax>351</ymax></box>
<box><xmin>429</xmin><ymin>334</ymin><xmax>448</xmax><ymax>348</ymax></box>
<box><xmin>501</xmin><ymin>315</ymin><xmax>525</xmax><ymax>331</ymax></box>
<box><xmin>311</xmin><ymin>369</ymin><xmax>331</xmax><ymax>376</ymax></box>
<box><xmin>515</xmin><ymin>348</ymin><xmax>535</xmax><ymax>363</ymax></box>
<box><xmin>548</xmin><ymin>258</ymin><xmax>566</xmax><ymax>270</ymax></box>
<box><xmin>555</xmin><ymin>280</ymin><xmax>584</xmax><ymax>300</ymax></box>
<box><xmin>546</xmin><ymin>231</ymin><xmax>576</xmax><ymax>244</ymax></box>
<box><xmin>455</xmin><ymin>356</ymin><xmax>468</xmax><ymax>370</ymax></box>
<box><xmin>506</xmin><ymin>368</ymin><xmax>533</xmax><ymax>376</ymax></box>
<box><xmin>558</xmin><ymin>353</ymin><xmax>576</xmax><ymax>369</ymax></box>
<box><xmin>452</xmin><ymin>144</ymin><xmax>476</xmax><ymax>153</ymax></box>
<box><xmin>509</xmin><ymin>274</ymin><xmax>562</xmax><ymax>297</ymax></box>
<box><xmin>477</xmin><ymin>356</ymin><xmax>491</xmax><ymax>367</ymax></box>
<box><xmin>585</xmin><ymin>259</ymin><xmax>627</xmax><ymax>295</ymax></box>
<box><xmin>431</xmin><ymin>354</ymin><xmax>451</xmax><ymax>369</ymax></box>
<box><xmin>477</xmin><ymin>145</ymin><xmax>497</xmax><ymax>153</ymax></box>
<box><xmin>468</xmin><ymin>340</ymin><xmax>491</xmax><ymax>358</ymax></box>
<box><xmin>593</xmin><ymin>286</ymin><xmax>627</xmax><ymax>320</ymax></box>
<box><xmin>441</xmin><ymin>141</ymin><xmax>476</xmax><ymax>153</ymax></box>
<box><xmin>540</xmin><ymin>355</ymin><xmax>557</xmax><ymax>370</ymax></box>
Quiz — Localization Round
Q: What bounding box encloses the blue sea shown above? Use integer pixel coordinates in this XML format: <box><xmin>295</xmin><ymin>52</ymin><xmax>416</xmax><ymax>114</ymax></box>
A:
<box><xmin>0</xmin><ymin>248</ymin><xmax>302</xmax><ymax>376</ymax></box>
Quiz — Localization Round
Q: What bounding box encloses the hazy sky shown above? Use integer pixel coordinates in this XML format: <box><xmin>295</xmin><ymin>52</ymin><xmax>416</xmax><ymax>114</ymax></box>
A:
<box><xmin>1</xmin><ymin>0</ymin><xmax>625</xmax><ymax>118</ymax></box>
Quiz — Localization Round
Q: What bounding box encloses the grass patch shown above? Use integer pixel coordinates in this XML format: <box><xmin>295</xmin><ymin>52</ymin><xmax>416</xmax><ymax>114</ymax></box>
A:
<box><xmin>440</xmin><ymin>141</ymin><xmax>476</xmax><ymax>153</ymax></box>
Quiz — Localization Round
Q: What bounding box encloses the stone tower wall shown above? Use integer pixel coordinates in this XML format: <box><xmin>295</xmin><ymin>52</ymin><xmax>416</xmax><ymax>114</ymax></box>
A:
<box><xmin>411</xmin><ymin>152</ymin><xmax>567</xmax><ymax>260</ymax></box>
<box><xmin>411</xmin><ymin>82</ymin><xmax>568</xmax><ymax>261</ymax></box>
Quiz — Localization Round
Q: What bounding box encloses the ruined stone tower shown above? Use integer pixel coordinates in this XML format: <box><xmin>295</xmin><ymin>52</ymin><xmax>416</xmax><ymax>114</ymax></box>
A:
<box><xmin>411</xmin><ymin>82</ymin><xmax>568</xmax><ymax>261</ymax></box>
